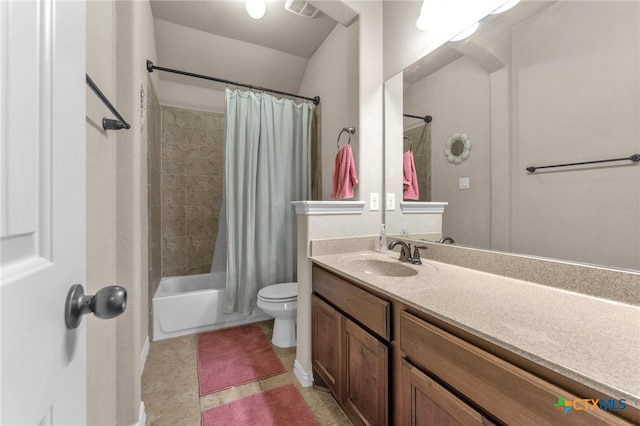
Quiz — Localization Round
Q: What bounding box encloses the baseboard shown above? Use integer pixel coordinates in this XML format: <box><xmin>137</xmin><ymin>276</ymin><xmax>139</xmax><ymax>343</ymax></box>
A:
<box><xmin>140</xmin><ymin>335</ymin><xmax>150</xmax><ymax>375</ymax></box>
<box><xmin>293</xmin><ymin>359</ymin><xmax>314</xmax><ymax>387</ymax></box>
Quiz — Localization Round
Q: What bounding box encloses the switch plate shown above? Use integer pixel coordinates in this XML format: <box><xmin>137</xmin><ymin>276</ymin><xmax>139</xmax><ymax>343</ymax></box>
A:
<box><xmin>386</xmin><ymin>193</ymin><xmax>396</xmax><ymax>210</ymax></box>
<box><xmin>459</xmin><ymin>177</ymin><xmax>470</xmax><ymax>190</ymax></box>
<box><xmin>370</xmin><ymin>193</ymin><xmax>379</xmax><ymax>211</ymax></box>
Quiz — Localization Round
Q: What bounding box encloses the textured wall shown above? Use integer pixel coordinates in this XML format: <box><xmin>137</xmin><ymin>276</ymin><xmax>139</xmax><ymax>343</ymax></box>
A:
<box><xmin>86</xmin><ymin>1</ymin><xmax>117</xmax><ymax>423</ymax></box>
<box><xmin>161</xmin><ymin>106</ymin><xmax>223</xmax><ymax>277</ymax></box>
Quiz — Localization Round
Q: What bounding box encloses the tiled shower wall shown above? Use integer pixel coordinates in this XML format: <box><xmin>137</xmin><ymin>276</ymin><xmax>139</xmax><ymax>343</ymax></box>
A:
<box><xmin>404</xmin><ymin>123</ymin><xmax>432</xmax><ymax>201</ymax></box>
<box><xmin>161</xmin><ymin>106</ymin><xmax>224</xmax><ymax>277</ymax></box>
<box><xmin>147</xmin><ymin>78</ymin><xmax>162</xmax><ymax>337</ymax></box>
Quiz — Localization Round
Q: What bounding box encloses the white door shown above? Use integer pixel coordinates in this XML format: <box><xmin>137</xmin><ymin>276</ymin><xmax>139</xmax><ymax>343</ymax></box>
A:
<box><xmin>1</xmin><ymin>0</ymin><xmax>87</xmax><ymax>424</ymax></box>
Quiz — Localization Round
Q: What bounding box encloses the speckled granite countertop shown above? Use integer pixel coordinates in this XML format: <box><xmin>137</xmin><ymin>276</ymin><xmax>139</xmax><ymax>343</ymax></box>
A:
<box><xmin>310</xmin><ymin>250</ymin><xmax>640</xmax><ymax>410</ymax></box>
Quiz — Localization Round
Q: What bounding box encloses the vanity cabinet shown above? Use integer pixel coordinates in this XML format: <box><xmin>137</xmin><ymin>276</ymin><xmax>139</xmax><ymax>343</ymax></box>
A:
<box><xmin>312</xmin><ymin>265</ymin><xmax>390</xmax><ymax>426</ymax></box>
<box><xmin>311</xmin><ymin>262</ymin><xmax>635</xmax><ymax>425</ymax></box>
<box><xmin>399</xmin><ymin>310</ymin><xmax>632</xmax><ymax>426</ymax></box>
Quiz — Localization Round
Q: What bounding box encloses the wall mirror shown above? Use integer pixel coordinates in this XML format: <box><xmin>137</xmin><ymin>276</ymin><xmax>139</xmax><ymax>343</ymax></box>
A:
<box><xmin>384</xmin><ymin>0</ymin><xmax>640</xmax><ymax>271</ymax></box>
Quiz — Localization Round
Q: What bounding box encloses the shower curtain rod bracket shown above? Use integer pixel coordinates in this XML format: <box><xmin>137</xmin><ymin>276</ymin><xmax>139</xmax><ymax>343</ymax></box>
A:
<box><xmin>404</xmin><ymin>113</ymin><xmax>433</xmax><ymax>123</ymax></box>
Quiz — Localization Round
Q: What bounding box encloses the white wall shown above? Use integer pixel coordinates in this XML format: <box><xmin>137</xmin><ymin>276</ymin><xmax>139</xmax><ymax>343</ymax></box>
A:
<box><xmin>86</xmin><ymin>2</ymin><xmax>117</xmax><ymax>424</ymax></box>
<box><xmin>346</xmin><ymin>0</ymin><xmax>384</xmax><ymax>235</ymax></box>
<box><xmin>86</xmin><ymin>0</ymin><xmax>158</xmax><ymax>423</ymax></box>
<box><xmin>510</xmin><ymin>1</ymin><xmax>639</xmax><ymax>269</ymax></box>
<box><xmin>113</xmin><ymin>0</ymin><xmax>157</xmax><ymax>423</ymax></box>
<box><xmin>154</xmin><ymin>18</ymin><xmax>309</xmax><ymax>96</ymax></box>
<box><xmin>403</xmin><ymin>56</ymin><xmax>492</xmax><ymax>248</ymax></box>
<box><xmin>295</xmin><ymin>0</ymin><xmax>387</xmax><ymax>382</ymax></box>
<box><xmin>298</xmin><ymin>24</ymin><xmax>350</xmax><ymax>200</ymax></box>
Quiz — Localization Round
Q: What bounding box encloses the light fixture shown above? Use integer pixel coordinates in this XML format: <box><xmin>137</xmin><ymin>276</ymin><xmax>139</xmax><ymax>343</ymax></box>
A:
<box><xmin>245</xmin><ymin>0</ymin><xmax>266</xmax><ymax>19</ymax></box>
<box><xmin>416</xmin><ymin>0</ymin><xmax>438</xmax><ymax>32</ymax></box>
<box><xmin>450</xmin><ymin>21</ymin><xmax>479</xmax><ymax>41</ymax></box>
<box><xmin>491</xmin><ymin>0</ymin><xmax>520</xmax><ymax>14</ymax></box>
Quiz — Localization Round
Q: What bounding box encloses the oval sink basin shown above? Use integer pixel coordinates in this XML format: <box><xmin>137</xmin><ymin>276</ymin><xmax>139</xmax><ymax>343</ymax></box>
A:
<box><xmin>347</xmin><ymin>259</ymin><xmax>418</xmax><ymax>277</ymax></box>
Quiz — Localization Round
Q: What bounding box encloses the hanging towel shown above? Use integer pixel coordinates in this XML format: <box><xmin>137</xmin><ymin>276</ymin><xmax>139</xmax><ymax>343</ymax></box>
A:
<box><xmin>331</xmin><ymin>144</ymin><xmax>358</xmax><ymax>199</ymax></box>
<box><xmin>403</xmin><ymin>150</ymin><xmax>419</xmax><ymax>200</ymax></box>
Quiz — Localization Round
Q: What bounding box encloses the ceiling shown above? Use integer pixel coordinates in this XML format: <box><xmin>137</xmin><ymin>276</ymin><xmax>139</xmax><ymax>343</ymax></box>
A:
<box><xmin>150</xmin><ymin>1</ymin><xmax>339</xmax><ymax>59</ymax></box>
<box><xmin>149</xmin><ymin>1</ymin><xmax>343</xmax><ymax>96</ymax></box>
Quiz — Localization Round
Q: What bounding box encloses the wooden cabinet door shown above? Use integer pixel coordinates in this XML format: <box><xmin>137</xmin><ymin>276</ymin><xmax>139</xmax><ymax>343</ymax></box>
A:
<box><xmin>312</xmin><ymin>295</ymin><xmax>342</xmax><ymax>396</ymax></box>
<box><xmin>400</xmin><ymin>360</ymin><xmax>488</xmax><ymax>426</ymax></box>
<box><xmin>344</xmin><ymin>318</ymin><xmax>389</xmax><ymax>426</ymax></box>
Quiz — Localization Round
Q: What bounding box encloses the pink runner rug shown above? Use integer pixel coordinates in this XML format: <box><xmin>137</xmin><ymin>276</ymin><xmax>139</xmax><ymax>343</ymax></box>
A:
<box><xmin>201</xmin><ymin>384</ymin><xmax>320</xmax><ymax>426</ymax></box>
<box><xmin>197</xmin><ymin>323</ymin><xmax>286</xmax><ymax>396</ymax></box>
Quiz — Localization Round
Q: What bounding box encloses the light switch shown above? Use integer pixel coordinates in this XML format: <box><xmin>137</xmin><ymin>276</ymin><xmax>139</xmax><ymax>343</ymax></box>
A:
<box><xmin>386</xmin><ymin>193</ymin><xmax>396</xmax><ymax>210</ymax></box>
<box><xmin>370</xmin><ymin>193</ymin><xmax>379</xmax><ymax>211</ymax></box>
<box><xmin>459</xmin><ymin>177</ymin><xmax>470</xmax><ymax>190</ymax></box>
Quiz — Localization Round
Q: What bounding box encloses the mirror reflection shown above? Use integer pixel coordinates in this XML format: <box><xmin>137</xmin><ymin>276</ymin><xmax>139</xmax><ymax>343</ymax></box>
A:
<box><xmin>387</xmin><ymin>0</ymin><xmax>640</xmax><ymax>271</ymax></box>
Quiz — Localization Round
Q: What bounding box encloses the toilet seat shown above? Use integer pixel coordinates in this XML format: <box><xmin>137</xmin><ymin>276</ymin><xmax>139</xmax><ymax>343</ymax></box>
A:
<box><xmin>258</xmin><ymin>282</ymin><xmax>297</xmax><ymax>302</ymax></box>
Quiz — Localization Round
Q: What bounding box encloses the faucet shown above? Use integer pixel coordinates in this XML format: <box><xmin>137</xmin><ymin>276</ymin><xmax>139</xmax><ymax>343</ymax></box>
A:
<box><xmin>388</xmin><ymin>240</ymin><xmax>412</xmax><ymax>262</ymax></box>
<box><xmin>411</xmin><ymin>245</ymin><xmax>428</xmax><ymax>264</ymax></box>
<box><xmin>437</xmin><ymin>237</ymin><xmax>455</xmax><ymax>244</ymax></box>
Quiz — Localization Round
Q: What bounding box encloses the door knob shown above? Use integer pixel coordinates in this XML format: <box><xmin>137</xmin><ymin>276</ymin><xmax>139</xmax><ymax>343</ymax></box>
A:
<box><xmin>65</xmin><ymin>284</ymin><xmax>127</xmax><ymax>329</ymax></box>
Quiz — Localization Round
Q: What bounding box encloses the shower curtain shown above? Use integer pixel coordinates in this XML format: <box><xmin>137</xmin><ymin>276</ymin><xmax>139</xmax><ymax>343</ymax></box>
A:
<box><xmin>217</xmin><ymin>88</ymin><xmax>314</xmax><ymax>315</ymax></box>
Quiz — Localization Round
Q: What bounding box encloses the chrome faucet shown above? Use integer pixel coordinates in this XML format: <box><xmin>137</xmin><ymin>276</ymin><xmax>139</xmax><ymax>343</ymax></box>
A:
<box><xmin>388</xmin><ymin>240</ymin><xmax>412</xmax><ymax>262</ymax></box>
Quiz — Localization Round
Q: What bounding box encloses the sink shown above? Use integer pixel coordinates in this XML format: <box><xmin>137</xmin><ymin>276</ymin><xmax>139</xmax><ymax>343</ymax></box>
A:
<box><xmin>346</xmin><ymin>258</ymin><xmax>418</xmax><ymax>277</ymax></box>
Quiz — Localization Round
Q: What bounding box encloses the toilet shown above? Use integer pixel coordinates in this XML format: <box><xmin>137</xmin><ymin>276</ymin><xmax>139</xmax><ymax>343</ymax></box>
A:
<box><xmin>257</xmin><ymin>282</ymin><xmax>297</xmax><ymax>348</ymax></box>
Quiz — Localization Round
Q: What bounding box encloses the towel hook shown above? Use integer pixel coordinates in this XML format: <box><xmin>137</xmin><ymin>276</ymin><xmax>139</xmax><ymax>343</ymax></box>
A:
<box><xmin>403</xmin><ymin>136</ymin><xmax>413</xmax><ymax>152</ymax></box>
<box><xmin>337</xmin><ymin>126</ymin><xmax>356</xmax><ymax>148</ymax></box>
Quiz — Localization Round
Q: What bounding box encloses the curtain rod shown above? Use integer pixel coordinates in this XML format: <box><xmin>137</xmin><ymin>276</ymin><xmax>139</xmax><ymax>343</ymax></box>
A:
<box><xmin>146</xmin><ymin>60</ymin><xmax>320</xmax><ymax>106</ymax></box>
<box><xmin>404</xmin><ymin>113</ymin><xmax>432</xmax><ymax>123</ymax></box>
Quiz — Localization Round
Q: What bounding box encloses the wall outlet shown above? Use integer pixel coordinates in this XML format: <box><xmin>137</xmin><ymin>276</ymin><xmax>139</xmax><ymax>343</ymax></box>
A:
<box><xmin>386</xmin><ymin>193</ymin><xmax>396</xmax><ymax>210</ymax></box>
<box><xmin>459</xmin><ymin>177</ymin><xmax>470</xmax><ymax>190</ymax></box>
<box><xmin>370</xmin><ymin>192</ymin><xmax>380</xmax><ymax>211</ymax></box>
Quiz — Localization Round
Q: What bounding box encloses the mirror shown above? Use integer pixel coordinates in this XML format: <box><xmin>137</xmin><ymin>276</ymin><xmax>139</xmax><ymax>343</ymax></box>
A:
<box><xmin>385</xmin><ymin>0</ymin><xmax>640</xmax><ymax>271</ymax></box>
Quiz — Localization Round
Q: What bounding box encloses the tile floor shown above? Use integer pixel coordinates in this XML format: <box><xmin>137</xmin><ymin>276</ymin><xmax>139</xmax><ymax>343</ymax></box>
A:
<box><xmin>142</xmin><ymin>320</ymin><xmax>352</xmax><ymax>425</ymax></box>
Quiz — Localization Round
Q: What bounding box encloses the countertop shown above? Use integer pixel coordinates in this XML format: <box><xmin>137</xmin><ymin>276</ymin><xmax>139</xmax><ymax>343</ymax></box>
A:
<box><xmin>310</xmin><ymin>250</ymin><xmax>640</xmax><ymax>410</ymax></box>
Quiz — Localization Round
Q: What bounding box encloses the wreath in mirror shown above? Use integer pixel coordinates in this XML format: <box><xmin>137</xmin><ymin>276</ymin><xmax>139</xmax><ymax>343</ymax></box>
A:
<box><xmin>445</xmin><ymin>133</ymin><xmax>471</xmax><ymax>164</ymax></box>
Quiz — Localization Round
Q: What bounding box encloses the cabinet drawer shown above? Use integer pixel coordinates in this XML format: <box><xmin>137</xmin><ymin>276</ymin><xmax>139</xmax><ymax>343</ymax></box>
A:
<box><xmin>313</xmin><ymin>265</ymin><xmax>390</xmax><ymax>341</ymax></box>
<box><xmin>400</xmin><ymin>359</ymin><xmax>488</xmax><ymax>426</ymax></box>
<box><xmin>400</xmin><ymin>311</ymin><xmax>631</xmax><ymax>426</ymax></box>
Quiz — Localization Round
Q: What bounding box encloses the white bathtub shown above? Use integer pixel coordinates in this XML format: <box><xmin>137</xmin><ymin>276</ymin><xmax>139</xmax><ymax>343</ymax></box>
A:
<box><xmin>152</xmin><ymin>272</ymin><xmax>269</xmax><ymax>340</ymax></box>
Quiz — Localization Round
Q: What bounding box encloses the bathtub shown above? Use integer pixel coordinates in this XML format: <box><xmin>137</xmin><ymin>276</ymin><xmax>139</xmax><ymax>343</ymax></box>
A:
<box><xmin>152</xmin><ymin>272</ymin><xmax>270</xmax><ymax>340</ymax></box>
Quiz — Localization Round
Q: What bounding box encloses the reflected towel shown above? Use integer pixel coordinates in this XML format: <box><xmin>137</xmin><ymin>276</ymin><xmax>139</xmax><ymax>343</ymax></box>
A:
<box><xmin>403</xmin><ymin>150</ymin><xmax>419</xmax><ymax>200</ymax></box>
<box><xmin>331</xmin><ymin>144</ymin><xmax>358</xmax><ymax>199</ymax></box>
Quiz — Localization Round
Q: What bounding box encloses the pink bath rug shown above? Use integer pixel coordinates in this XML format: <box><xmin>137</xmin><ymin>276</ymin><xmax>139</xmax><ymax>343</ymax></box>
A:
<box><xmin>201</xmin><ymin>384</ymin><xmax>320</xmax><ymax>426</ymax></box>
<box><xmin>197</xmin><ymin>323</ymin><xmax>286</xmax><ymax>396</ymax></box>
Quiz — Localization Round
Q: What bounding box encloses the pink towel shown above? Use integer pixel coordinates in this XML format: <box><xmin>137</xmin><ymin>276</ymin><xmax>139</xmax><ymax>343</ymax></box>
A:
<box><xmin>403</xmin><ymin>150</ymin><xmax>419</xmax><ymax>200</ymax></box>
<box><xmin>331</xmin><ymin>144</ymin><xmax>358</xmax><ymax>199</ymax></box>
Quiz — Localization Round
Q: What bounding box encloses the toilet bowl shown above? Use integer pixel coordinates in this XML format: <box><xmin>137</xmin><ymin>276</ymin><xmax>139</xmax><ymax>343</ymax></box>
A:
<box><xmin>257</xmin><ymin>282</ymin><xmax>297</xmax><ymax>348</ymax></box>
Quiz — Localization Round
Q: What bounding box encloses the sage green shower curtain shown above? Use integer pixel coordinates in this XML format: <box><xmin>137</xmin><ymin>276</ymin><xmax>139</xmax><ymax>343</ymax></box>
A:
<box><xmin>223</xmin><ymin>88</ymin><xmax>314</xmax><ymax>315</ymax></box>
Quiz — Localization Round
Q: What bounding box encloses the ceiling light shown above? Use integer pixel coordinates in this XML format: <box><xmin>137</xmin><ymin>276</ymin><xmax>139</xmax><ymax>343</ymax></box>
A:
<box><xmin>491</xmin><ymin>0</ymin><xmax>520</xmax><ymax>14</ymax></box>
<box><xmin>246</xmin><ymin>0</ymin><xmax>266</xmax><ymax>19</ymax></box>
<box><xmin>416</xmin><ymin>0</ymin><xmax>433</xmax><ymax>32</ymax></box>
<box><xmin>450</xmin><ymin>21</ymin><xmax>479</xmax><ymax>41</ymax></box>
